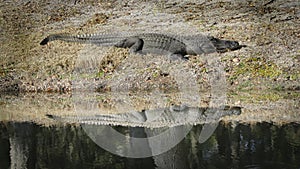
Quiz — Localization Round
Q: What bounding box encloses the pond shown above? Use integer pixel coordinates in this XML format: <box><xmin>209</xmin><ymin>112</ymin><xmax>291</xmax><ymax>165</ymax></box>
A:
<box><xmin>0</xmin><ymin>92</ymin><xmax>299</xmax><ymax>169</ymax></box>
<box><xmin>0</xmin><ymin>122</ymin><xmax>300</xmax><ymax>169</ymax></box>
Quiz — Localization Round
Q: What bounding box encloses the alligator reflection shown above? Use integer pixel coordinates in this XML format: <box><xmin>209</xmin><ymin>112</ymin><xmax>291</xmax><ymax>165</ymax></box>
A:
<box><xmin>47</xmin><ymin>105</ymin><xmax>241</xmax><ymax>127</ymax></box>
<box><xmin>47</xmin><ymin>105</ymin><xmax>241</xmax><ymax>157</ymax></box>
<box><xmin>1</xmin><ymin>122</ymin><xmax>300</xmax><ymax>169</ymax></box>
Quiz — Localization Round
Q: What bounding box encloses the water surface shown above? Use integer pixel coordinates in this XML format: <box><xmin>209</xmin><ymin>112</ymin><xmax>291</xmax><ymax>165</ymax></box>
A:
<box><xmin>1</xmin><ymin>122</ymin><xmax>300</xmax><ymax>169</ymax></box>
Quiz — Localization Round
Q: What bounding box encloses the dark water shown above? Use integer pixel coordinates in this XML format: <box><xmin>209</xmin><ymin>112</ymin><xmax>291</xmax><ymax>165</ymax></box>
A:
<box><xmin>1</xmin><ymin>122</ymin><xmax>300</xmax><ymax>169</ymax></box>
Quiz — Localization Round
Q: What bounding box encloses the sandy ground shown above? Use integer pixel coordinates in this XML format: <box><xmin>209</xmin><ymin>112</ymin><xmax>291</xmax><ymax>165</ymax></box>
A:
<box><xmin>0</xmin><ymin>0</ymin><xmax>299</xmax><ymax>125</ymax></box>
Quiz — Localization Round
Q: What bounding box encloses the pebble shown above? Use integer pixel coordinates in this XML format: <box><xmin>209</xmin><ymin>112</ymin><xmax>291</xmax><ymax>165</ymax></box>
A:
<box><xmin>233</xmin><ymin>58</ymin><xmax>240</xmax><ymax>63</ymax></box>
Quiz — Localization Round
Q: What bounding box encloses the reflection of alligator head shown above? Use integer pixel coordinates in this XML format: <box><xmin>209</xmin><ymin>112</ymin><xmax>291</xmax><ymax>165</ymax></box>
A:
<box><xmin>46</xmin><ymin>105</ymin><xmax>241</xmax><ymax>128</ymax></box>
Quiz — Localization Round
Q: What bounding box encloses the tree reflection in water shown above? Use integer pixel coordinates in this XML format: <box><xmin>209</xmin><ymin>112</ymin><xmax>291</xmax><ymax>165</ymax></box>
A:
<box><xmin>0</xmin><ymin>122</ymin><xmax>299</xmax><ymax>169</ymax></box>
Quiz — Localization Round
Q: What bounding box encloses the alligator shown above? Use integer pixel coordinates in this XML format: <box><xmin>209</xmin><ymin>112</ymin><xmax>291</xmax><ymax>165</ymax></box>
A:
<box><xmin>46</xmin><ymin>105</ymin><xmax>241</xmax><ymax>128</ymax></box>
<box><xmin>40</xmin><ymin>32</ymin><xmax>245</xmax><ymax>60</ymax></box>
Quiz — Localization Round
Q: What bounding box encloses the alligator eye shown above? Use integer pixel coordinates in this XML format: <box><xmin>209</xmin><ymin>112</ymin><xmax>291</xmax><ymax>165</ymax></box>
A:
<box><xmin>231</xmin><ymin>41</ymin><xmax>239</xmax><ymax>47</ymax></box>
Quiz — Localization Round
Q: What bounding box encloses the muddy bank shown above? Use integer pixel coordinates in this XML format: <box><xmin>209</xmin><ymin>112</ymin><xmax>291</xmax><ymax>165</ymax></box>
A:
<box><xmin>0</xmin><ymin>91</ymin><xmax>299</xmax><ymax>125</ymax></box>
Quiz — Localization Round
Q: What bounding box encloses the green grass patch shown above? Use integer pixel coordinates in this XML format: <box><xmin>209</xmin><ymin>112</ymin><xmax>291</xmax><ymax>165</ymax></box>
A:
<box><xmin>230</xmin><ymin>57</ymin><xmax>282</xmax><ymax>80</ymax></box>
<box><xmin>229</xmin><ymin>89</ymin><xmax>300</xmax><ymax>103</ymax></box>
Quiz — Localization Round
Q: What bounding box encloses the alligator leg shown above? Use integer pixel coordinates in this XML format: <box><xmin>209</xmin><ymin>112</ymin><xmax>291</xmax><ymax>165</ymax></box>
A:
<box><xmin>169</xmin><ymin>53</ymin><xmax>188</xmax><ymax>61</ymax></box>
<box><xmin>128</xmin><ymin>38</ymin><xmax>144</xmax><ymax>53</ymax></box>
<box><xmin>114</xmin><ymin>37</ymin><xmax>144</xmax><ymax>54</ymax></box>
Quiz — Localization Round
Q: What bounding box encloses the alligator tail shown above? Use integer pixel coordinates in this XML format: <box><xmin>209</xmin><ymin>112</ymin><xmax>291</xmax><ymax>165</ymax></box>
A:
<box><xmin>40</xmin><ymin>36</ymin><xmax>51</xmax><ymax>45</ymax></box>
<box><xmin>40</xmin><ymin>34</ymin><xmax>73</xmax><ymax>45</ymax></box>
<box><xmin>40</xmin><ymin>33</ymin><xmax>129</xmax><ymax>46</ymax></box>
